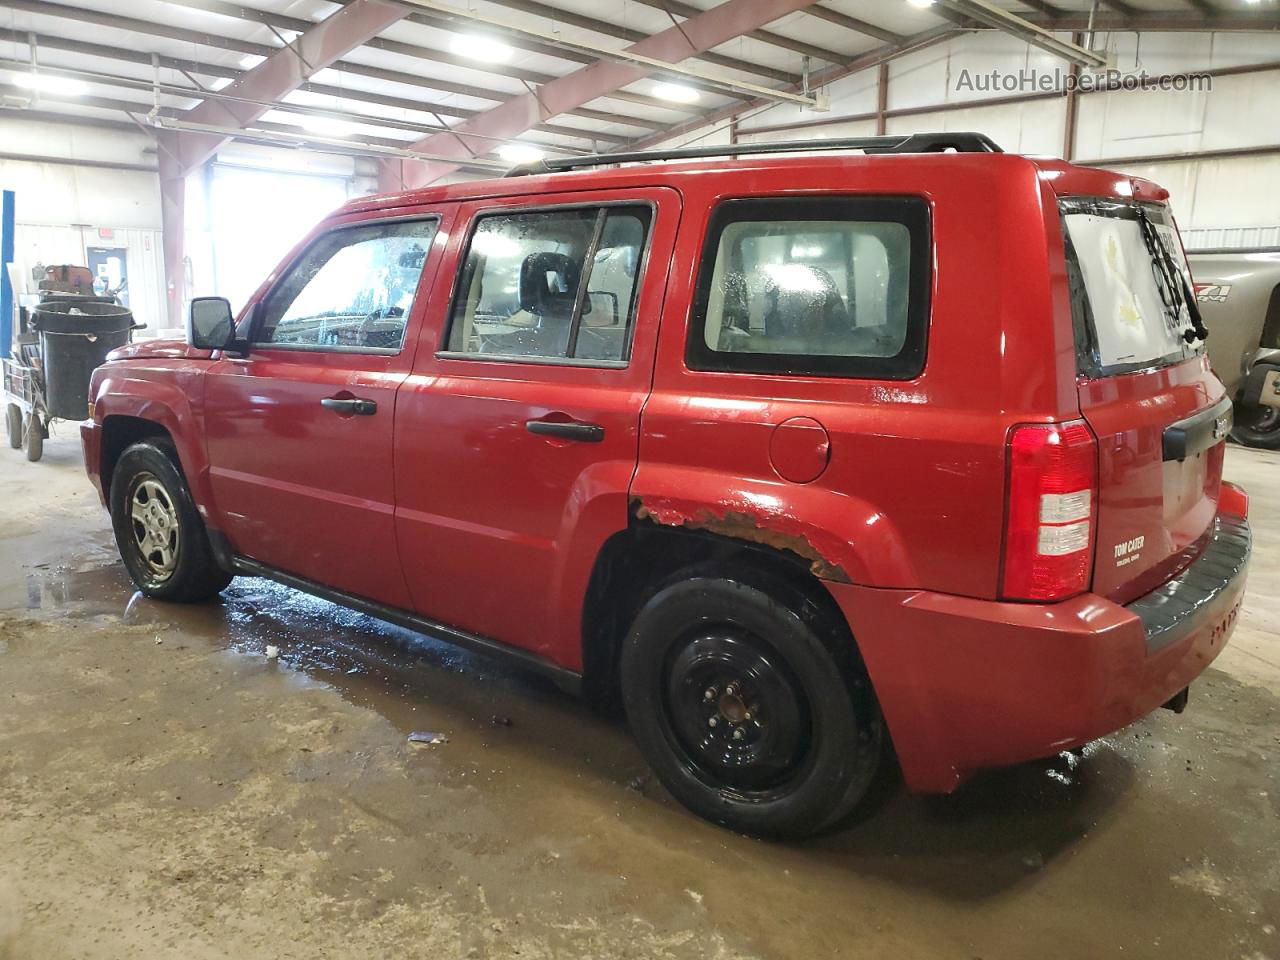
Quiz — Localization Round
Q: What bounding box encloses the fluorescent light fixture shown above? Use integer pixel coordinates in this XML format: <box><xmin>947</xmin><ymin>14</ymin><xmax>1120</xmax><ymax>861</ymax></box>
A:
<box><xmin>301</xmin><ymin>115</ymin><xmax>358</xmax><ymax>137</ymax></box>
<box><xmin>210</xmin><ymin>77</ymin><xmax>234</xmax><ymax>91</ymax></box>
<box><xmin>652</xmin><ymin>81</ymin><xmax>700</xmax><ymax>104</ymax></box>
<box><xmin>497</xmin><ymin>142</ymin><xmax>544</xmax><ymax>164</ymax></box>
<box><xmin>906</xmin><ymin>0</ymin><xmax>935</xmax><ymax>7</ymax></box>
<box><xmin>449</xmin><ymin>34</ymin><xmax>513</xmax><ymax>63</ymax></box>
<box><xmin>11</xmin><ymin>72</ymin><xmax>89</xmax><ymax>96</ymax></box>
<box><xmin>240</xmin><ymin>54</ymin><xmax>265</xmax><ymax>70</ymax></box>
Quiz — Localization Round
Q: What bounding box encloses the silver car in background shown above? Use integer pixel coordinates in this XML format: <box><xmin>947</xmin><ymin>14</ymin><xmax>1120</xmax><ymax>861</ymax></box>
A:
<box><xmin>1188</xmin><ymin>248</ymin><xmax>1280</xmax><ymax>449</ymax></box>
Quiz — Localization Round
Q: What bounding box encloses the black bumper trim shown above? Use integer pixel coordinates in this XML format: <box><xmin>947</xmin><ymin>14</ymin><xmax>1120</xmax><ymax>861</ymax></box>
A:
<box><xmin>1128</xmin><ymin>513</ymin><xmax>1251</xmax><ymax>654</ymax></box>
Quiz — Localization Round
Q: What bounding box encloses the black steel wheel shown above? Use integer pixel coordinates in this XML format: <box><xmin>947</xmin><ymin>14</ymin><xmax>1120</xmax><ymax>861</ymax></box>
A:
<box><xmin>5</xmin><ymin>404</ymin><xmax>21</xmax><ymax>450</ymax></box>
<box><xmin>1232</xmin><ymin>403</ymin><xmax>1280</xmax><ymax>450</ymax></box>
<box><xmin>621</xmin><ymin>567</ymin><xmax>882</xmax><ymax>839</ymax></box>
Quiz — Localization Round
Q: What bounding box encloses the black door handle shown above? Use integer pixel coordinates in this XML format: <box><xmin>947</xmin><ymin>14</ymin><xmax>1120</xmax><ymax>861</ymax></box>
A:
<box><xmin>525</xmin><ymin>419</ymin><xmax>605</xmax><ymax>443</ymax></box>
<box><xmin>321</xmin><ymin>397</ymin><xmax>378</xmax><ymax>416</ymax></box>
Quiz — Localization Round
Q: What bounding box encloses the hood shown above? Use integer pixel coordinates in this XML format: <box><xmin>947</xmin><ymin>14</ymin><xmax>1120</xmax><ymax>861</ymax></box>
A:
<box><xmin>106</xmin><ymin>338</ymin><xmax>214</xmax><ymax>362</ymax></box>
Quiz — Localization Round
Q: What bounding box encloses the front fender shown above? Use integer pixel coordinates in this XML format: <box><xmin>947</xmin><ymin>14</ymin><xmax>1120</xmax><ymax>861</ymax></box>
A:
<box><xmin>630</xmin><ymin>465</ymin><xmax>917</xmax><ymax>586</ymax></box>
<box><xmin>91</xmin><ymin>361</ymin><xmax>214</xmax><ymax>517</ymax></box>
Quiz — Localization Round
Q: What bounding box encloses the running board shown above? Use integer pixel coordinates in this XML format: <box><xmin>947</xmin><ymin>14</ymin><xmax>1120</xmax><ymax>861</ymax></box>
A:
<box><xmin>228</xmin><ymin>553</ymin><xmax>583</xmax><ymax>695</ymax></box>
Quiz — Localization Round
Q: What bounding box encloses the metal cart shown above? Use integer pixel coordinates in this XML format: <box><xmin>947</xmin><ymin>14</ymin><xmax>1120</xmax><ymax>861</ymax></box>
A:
<box><xmin>4</xmin><ymin>280</ymin><xmax>141</xmax><ymax>462</ymax></box>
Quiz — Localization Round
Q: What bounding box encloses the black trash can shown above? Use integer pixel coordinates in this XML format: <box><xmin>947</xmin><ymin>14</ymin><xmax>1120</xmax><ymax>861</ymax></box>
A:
<box><xmin>30</xmin><ymin>300</ymin><xmax>134</xmax><ymax>420</ymax></box>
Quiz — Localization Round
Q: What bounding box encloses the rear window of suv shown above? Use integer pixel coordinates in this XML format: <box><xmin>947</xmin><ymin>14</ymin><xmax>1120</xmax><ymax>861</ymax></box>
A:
<box><xmin>687</xmin><ymin>196</ymin><xmax>931</xmax><ymax>379</ymax></box>
<box><xmin>1060</xmin><ymin>198</ymin><xmax>1205</xmax><ymax>377</ymax></box>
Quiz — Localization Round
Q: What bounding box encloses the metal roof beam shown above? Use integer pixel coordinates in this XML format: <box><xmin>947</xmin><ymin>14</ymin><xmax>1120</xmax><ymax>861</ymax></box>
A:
<box><xmin>330</xmin><ymin>0</ymin><xmax>798</xmax><ymax>85</ymax></box>
<box><xmin>0</xmin><ymin>28</ymin><xmax>629</xmax><ymax>149</ymax></box>
<box><xmin>388</xmin><ymin>0</ymin><xmax>829</xmax><ymax>190</ymax></box>
<box><xmin>802</xmin><ymin>7</ymin><xmax>905</xmax><ymax>46</ymax></box>
<box><xmin>625</xmin><ymin>0</ymin><xmax>853</xmax><ymax>64</ymax></box>
<box><xmin>935</xmin><ymin>0</ymin><xmax>1107</xmax><ymax>67</ymax></box>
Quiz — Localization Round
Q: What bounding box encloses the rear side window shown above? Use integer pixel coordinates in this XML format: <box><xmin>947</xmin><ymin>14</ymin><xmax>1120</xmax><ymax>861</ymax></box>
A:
<box><xmin>1060</xmin><ymin>198</ymin><xmax>1204</xmax><ymax>376</ymax></box>
<box><xmin>255</xmin><ymin>218</ymin><xmax>438</xmax><ymax>353</ymax></box>
<box><xmin>687</xmin><ymin>197</ymin><xmax>931</xmax><ymax>379</ymax></box>
<box><xmin>445</xmin><ymin>205</ymin><xmax>651</xmax><ymax>364</ymax></box>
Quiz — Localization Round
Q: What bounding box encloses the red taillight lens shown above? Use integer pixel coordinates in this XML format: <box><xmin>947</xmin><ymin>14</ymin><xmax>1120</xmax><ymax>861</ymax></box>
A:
<box><xmin>1001</xmin><ymin>420</ymin><xmax>1098</xmax><ymax>602</ymax></box>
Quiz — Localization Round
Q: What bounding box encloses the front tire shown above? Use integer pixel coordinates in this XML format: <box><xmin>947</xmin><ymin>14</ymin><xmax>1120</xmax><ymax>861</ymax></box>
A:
<box><xmin>24</xmin><ymin>412</ymin><xmax>43</xmax><ymax>462</ymax></box>
<box><xmin>620</xmin><ymin>567</ymin><xmax>882</xmax><ymax>839</ymax></box>
<box><xmin>5</xmin><ymin>404</ymin><xmax>21</xmax><ymax>450</ymax></box>
<box><xmin>109</xmin><ymin>440</ymin><xmax>232</xmax><ymax>602</ymax></box>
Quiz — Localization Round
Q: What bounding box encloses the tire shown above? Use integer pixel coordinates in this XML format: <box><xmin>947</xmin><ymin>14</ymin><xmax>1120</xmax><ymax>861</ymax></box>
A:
<box><xmin>6</xmin><ymin>404</ymin><xmax>21</xmax><ymax>450</ymax></box>
<box><xmin>1231</xmin><ymin>403</ymin><xmax>1280</xmax><ymax>450</ymax></box>
<box><xmin>620</xmin><ymin>566</ymin><xmax>882</xmax><ymax>839</ymax></box>
<box><xmin>24</xmin><ymin>413</ymin><xmax>43</xmax><ymax>462</ymax></box>
<box><xmin>109</xmin><ymin>440</ymin><xmax>232</xmax><ymax>602</ymax></box>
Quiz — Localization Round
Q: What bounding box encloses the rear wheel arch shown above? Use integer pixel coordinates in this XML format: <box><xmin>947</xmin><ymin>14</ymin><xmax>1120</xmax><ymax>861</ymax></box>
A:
<box><xmin>580</xmin><ymin>521</ymin><xmax>864</xmax><ymax>711</ymax></box>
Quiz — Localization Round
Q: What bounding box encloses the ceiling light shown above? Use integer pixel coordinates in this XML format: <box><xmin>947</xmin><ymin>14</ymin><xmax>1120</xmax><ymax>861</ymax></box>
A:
<box><xmin>11</xmin><ymin>72</ymin><xmax>89</xmax><ymax>96</ymax></box>
<box><xmin>652</xmin><ymin>81</ymin><xmax>700</xmax><ymax>104</ymax></box>
<box><xmin>906</xmin><ymin>0</ymin><xmax>935</xmax><ymax>7</ymax></box>
<box><xmin>300</xmin><ymin>115</ymin><xmax>358</xmax><ymax>137</ymax></box>
<box><xmin>240</xmin><ymin>54</ymin><xmax>264</xmax><ymax>70</ymax></box>
<box><xmin>449</xmin><ymin>34</ymin><xmax>514</xmax><ymax>63</ymax></box>
<box><xmin>497</xmin><ymin>143</ymin><xmax>544</xmax><ymax>164</ymax></box>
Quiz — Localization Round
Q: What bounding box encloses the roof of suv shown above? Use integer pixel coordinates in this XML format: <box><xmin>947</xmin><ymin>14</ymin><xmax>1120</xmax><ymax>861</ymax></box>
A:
<box><xmin>340</xmin><ymin>146</ymin><xmax>1169</xmax><ymax>219</ymax></box>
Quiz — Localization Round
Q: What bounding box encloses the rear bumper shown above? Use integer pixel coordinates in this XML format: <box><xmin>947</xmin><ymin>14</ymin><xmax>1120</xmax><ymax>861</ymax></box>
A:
<box><xmin>828</xmin><ymin>503</ymin><xmax>1251</xmax><ymax>794</ymax></box>
<box><xmin>80</xmin><ymin>419</ymin><xmax>105</xmax><ymax>505</ymax></box>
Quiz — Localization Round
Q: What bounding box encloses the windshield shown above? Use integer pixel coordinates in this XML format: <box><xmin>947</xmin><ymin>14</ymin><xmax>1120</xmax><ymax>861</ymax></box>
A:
<box><xmin>1060</xmin><ymin>198</ymin><xmax>1207</xmax><ymax>377</ymax></box>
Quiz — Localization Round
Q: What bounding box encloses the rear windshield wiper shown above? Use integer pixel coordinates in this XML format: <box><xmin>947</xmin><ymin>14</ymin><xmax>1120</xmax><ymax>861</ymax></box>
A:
<box><xmin>1135</xmin><ymin>207</ymin><xmax>1209</xmax><ymax>344</ymax></box>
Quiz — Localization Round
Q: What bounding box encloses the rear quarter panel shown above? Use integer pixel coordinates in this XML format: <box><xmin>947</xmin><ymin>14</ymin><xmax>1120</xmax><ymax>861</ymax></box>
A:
<box><xmin>635</xmin><ymin>155</ymin><xmax>1079</xmax><ymax>599</ymax></box>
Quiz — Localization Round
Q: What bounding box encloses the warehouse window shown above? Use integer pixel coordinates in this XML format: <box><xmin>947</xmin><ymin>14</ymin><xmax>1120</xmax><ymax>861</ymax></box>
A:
<box><xmin>687</xmin><ymin>197</ymin><xmax>931</xmax><ymax>379</ymax></box>
<box><xmin>254</xmin><ymin>218</ymin><xmax>438</xmax><ymax>353</ymax></box>
<box><xmin>444</xmin><ymin>205</ymin><xmax>651</xmax><ymax>364</ymax></box>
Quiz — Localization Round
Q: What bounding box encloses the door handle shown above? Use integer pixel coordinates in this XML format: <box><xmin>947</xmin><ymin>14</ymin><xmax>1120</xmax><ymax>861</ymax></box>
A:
<box><xmin>321</xmin><ymin>396</ymin><xmax>378</xmax><ymax>416</ymax></box>
<box><xmin>525</xmin><ymin>418</ymin><xmax>605</xmax><ymax>443</ymax></box>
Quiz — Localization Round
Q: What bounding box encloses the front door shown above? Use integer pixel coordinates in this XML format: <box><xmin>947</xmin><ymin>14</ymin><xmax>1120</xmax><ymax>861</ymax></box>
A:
<box><xmin>393</xmin><ymin>188</ymin><xmax>680</xmax><ymax>666</ymax></box>
<box><xmin>204</xmin><ymin>209</ymin><xmax>450</xmax><ymax>608</ymax></box>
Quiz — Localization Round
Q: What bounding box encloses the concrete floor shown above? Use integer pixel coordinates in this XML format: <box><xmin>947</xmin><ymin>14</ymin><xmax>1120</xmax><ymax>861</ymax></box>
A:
<box><xmin>0</xmin><ymin>432</ymin><xmax>1277</xmax><ymax>960</ymax></box>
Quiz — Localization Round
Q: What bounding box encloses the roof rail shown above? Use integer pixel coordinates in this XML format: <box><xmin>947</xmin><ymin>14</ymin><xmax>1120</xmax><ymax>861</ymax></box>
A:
<box><xmin>504</xmin><ymin>132</ymin><xmax>1003</xmax><ymax>177</ymax></box>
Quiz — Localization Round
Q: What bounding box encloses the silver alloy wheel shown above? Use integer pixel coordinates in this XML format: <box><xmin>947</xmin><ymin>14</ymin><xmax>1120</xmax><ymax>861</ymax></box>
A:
<box><xmin>129</xmin><ymin>474</ymin><xmax>179</xmax><ymax>579</ymax></box>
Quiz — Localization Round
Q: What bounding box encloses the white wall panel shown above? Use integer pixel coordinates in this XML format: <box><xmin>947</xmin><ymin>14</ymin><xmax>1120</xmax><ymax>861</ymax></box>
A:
<box><xmin>886</xmin><ymin>99</ymin><xmax>1066</xmax><ymax>156</ymax></box>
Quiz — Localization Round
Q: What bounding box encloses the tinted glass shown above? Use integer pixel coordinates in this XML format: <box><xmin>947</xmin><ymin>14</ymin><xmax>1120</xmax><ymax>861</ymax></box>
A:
<box><xmin>447</xmin><ymin>206</ymin><xmax>650</xmax><ymax>362</ymax></box>
<box><xmin>255</xmin><ymin>219</ymin><xmax>438</xmax><ymax>351</ymax></box>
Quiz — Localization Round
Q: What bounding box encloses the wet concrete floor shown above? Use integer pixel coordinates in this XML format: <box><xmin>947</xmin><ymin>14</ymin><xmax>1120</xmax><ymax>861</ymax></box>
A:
<box><xmin>0</xmin><ymin>433</ymin><xmax>1277</xmax><ymax>959</ymax></box>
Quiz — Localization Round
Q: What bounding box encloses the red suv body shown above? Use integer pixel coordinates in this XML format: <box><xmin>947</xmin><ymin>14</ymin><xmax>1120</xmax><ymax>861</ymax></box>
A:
<box><xmin>83</xmin><ymin>143</ymin><xmax>1251</xmax><ymax>837</ymax></box>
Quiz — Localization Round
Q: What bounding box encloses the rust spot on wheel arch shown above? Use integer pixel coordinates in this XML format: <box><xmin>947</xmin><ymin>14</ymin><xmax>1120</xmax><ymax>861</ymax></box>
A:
<box><xmin>633</xmin><ymin>500</ymin><xmax>850</xmax><ymax>583</ymax></box>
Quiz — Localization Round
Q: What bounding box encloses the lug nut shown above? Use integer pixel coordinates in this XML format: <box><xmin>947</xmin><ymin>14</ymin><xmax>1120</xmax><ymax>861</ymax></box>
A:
<box><xmin>703</xmin><ymin>687</ymin><xmax>716</xmax><ymax>701</ymax></box>
<box><xmin>732</xmin><ymin>728</ymin><xmax>745</xmax><ymax>740</ymax></box>
<box><xmin>742</xmin><ymin>711</ymin><xmax>752</xmax><ymax>721</ymax></box>
<box><xmin>708</xmin><ymin>716</ymin><xmax>718</xmax><ymax>728</ymax></box>
<box><xmin>725</xmin><ymin>684</ymin><xmax>738</xmax><ymax>697</ymax></box>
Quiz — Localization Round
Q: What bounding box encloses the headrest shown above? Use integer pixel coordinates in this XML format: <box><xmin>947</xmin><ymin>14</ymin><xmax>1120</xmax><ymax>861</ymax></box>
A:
<box><xmin>519</xmin><ymin>251</ymin><xmax>581</xmax><ymax>315</ymax></box>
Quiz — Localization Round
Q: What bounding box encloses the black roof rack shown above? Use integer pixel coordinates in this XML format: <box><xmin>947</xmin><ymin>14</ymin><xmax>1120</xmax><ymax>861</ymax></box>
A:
<box><xmin>505</xmin><ymin>132</ymin><xmax>1003</xmax><ymax>177</ymax></box>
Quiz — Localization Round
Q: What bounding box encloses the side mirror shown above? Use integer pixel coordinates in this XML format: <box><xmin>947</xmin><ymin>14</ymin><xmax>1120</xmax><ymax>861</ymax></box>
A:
<box><xmin>188</xmin><ymin>297</ymin><xmax>237</xmax><ymax>351</ymax></box>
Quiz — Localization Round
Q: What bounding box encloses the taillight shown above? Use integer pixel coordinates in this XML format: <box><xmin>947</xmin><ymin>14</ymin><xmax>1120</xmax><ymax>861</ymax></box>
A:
<box><xmin>1001</xmin><ymin>420</ymin><xmax>1098</xmax><ymax>602</ymax></box>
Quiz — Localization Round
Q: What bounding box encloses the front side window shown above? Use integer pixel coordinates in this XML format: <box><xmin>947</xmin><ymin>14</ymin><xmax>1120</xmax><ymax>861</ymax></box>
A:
<box><xmin>446</xmin><ymin>205</ymin><xmax>651</xmax><ymax>363</ymax></box>
<box><xmin>688</xmin><ymin>197</ymin><xmax>931</xmax><ymax>379</ymax></box>
<box><xmin>255</xmin><ymin>218</ymin><xmax>439</xmax><ymax>352</ymax></box>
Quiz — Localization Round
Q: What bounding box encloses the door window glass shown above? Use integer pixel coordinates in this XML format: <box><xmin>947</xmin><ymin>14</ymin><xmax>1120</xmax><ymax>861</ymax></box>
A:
<box><xmin>255</xmin><ymin>218</ymin><xmax>438</xmax><ymax>351</ymax></box>
<box><xmin>446</xmin><ymin>206</ymin><xmax>651</xmax><ymax>362</ymax></box>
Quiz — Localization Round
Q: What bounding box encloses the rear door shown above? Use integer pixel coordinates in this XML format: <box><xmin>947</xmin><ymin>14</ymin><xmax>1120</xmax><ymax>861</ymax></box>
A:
<box><xmin>1061</xmin><ymin>197</ymin><xmax>1227</xmax><ymax>603</ymax></box>
<box><xmin>393</xmin><ymin>188</ymin><xmax>679</xmax><ymax>665</ymax></box>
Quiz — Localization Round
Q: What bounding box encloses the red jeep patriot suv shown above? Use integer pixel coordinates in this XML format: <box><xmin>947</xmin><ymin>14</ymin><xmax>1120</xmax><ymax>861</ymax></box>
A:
<box><xmin>83</xmin><ymin>134</ymin><xmax>1251</xmax><ymax>838</ymax></box>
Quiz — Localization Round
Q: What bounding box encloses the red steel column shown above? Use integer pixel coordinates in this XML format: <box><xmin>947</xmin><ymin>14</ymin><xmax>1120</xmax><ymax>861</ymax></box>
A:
<box><xmin>394</xmin><ymin>0</ymin><xmax>827</xmax><ymax>189</ymax></box>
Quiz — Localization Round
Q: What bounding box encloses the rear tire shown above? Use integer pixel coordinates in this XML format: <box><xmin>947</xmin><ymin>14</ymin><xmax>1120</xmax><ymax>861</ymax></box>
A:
<box><xmin>620</xmin><ymin>566</ymin><xmax>882</xmax><ymax>839</ymax></box>
<box><xmin>24</xmin><ymin>413</ymin><xmax>43</xmax><ymax>462</ymax></box>
<box><xmin>109</xmin><ymin>440</ymin><xmax>232</xmax><ymax>602</ymax></box>
<box><xmin>1231</xmin><ymin>403</ymin><xmax>1280</xmax><ymax>450</ymax></box>
<box><xmin>5</xmin><ymin>404</ymin><xmax>21</xmax><ymax>450</ymax></box>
